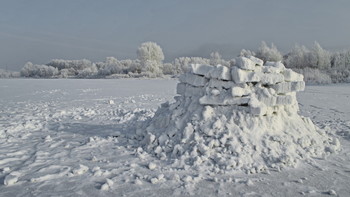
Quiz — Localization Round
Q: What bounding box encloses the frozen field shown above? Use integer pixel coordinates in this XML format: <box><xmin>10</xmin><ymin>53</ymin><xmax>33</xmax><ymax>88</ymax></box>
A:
<box><xmin>0</xmin><ymin>79</ymin><xmax>349</xmax><ymax>197</ymax></box>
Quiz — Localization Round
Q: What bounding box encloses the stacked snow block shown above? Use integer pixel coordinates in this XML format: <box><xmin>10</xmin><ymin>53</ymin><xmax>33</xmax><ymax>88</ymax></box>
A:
<box><xmin>176</xmin><ymin>56</ymin><xmax>305</xmax><ymax>116</ymax></box>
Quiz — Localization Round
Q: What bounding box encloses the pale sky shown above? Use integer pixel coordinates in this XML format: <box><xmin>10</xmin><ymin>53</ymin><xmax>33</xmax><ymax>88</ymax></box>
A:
<box><xmin>1</xmin><ymin>0</ymin><xmax>350</xmax><ymax>71</ymax></box>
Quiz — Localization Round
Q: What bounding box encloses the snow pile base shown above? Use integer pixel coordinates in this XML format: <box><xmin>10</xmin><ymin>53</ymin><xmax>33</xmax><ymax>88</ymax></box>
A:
<box><xmin>137</xmin><ymin>56</ymin><xmax>340</xmax><ymax>173</ymax></box>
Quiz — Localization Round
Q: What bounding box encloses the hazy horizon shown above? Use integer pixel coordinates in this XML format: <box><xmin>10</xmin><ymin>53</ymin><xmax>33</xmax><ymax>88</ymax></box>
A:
<box><xmin>1</xmin><ymin>0</ymin><xmax>350</xmax><ymax>71</ymax></box>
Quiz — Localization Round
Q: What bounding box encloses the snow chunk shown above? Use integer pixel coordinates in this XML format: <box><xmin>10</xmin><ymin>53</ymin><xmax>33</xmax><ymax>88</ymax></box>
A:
<box><xmin>283</xmin><ymin>69</ymin><xmax>304</xmax><ymax>81</ymax></box>
<box><xmin>150</xmin><ymin>177</ymin><xmax>159</xmax><ymax>184</ymax></box>
<box><xmin>260</xmin><ymin>73</ymin><xmax>284</xmax><ymax>84</ymax></box>
<box><xmin>106</xmin><ymin>178</ymin><xmax>114</xmax><ymax>186</ymax></box>
<box><xmin>291</xmin><ymin>81</ymin><xmax>305</xmax><ymax>92</ymax></box>
<box><xmin>199</xmin><ymin>95</ymin><xmax>249</xmax><ymax>106</ymax></box>
<box><xmin>4</xmin><ymin>174</ymin><xmax>18</xmax><ymax>186</ymax></box>
<box><xmin>148</xmin><ymin>162</ymin><xmax>157</xmax><ymax>170</ymax></box>
<box><xmin>231</xmin><ymin>67</ymin><xmax>260</xmax><ymax>83</ymax></box>
<box><xmin>100</xmin><ymin>183</ymin><xmax>109</xmax><ymax>191</ymax></box>
<box><xmin>176</xmin><ymin>83</ymin><xmax>205</xmax><ymax>97</ymax></box>
<box><xmin>202</xmin><ymin>106</ymin><xmax>214</xmax><ymax>120</ymax></box>
<box><xmin>249</xmin><ymin>95</ymin><xmax>267</xmax><ymax>116</ymax></box>
<box><xmin>190</xmin><ymin>64</ymin><xmax>231</xmax><ymax>80</ymax></box>
<box><xmin>191</xmin><ymin>64</ymin><xmax>214</xmax><ymax>76</ymax></box>
<box><xmin>210</xmin><ymin>64</ymin><xmax>231</xmax><ymax>80</ymax></box>
<box><xmin>210</xmin><ymin>88</ymin><xmax>220</xmax><ymax>96</ymax></box>
<box><xmin>263</xmin><ymin>61</ymin><xmax>285</xmax><ymax>73</ymax></box>
<box><xmin>231</xmin><ymin>86</ymin><xmax>251</xmax><ymax>97</ymax></box>
<box><xmin>272</xmin><ymin>81</ymin><xmax>305</xmax><ymax>94</ymax></box>
<box><xmin>72</xmin><ymin>164</ymin><xmax>89</xmax><ymax>175</ymax></box>
<box><xmin>275</xmin><ymin>95</ymin><xmax>294</xmax><ymax>105</ymax></box>
<box><xmin>179</xmin><ymin>73</ymin><xmax>208</xmax><ymax>87</ymax></box>
<box><xmin>327</xmin><ymin>189</ymin><xmax>337</xmax><ymax>196</ymax></box>
<box><xmin>208</xmin><ymin>79</ymin><xmax>236</xmax><ymax>89</ymax></box>
<box><xmin>235</xmin><ymin>57</ymin><xmax>256</xmax><ymax>70</ymax></box>
<box><xmin>246</xmin><ymin>179</ymin><xmax>254</xmax><ymax>186</ymax></box>
<box><xmin>248</xmin><ymin>56</ymin><xmax>264</xmax><ymax>66</ymax></box>
<box><xmin>134</xmin><ymin>179</ymin><xmax>143</xmax><ymax>185</ymax></box>
<box><xmin>44</xmin><ymin>135</ymin><xmax>52</xmax><ymax>142</ymax></box>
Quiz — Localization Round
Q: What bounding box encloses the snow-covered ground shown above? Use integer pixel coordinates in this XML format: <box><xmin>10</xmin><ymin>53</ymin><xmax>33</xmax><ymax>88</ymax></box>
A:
<box><xmin>0</xmin><ymin>79</ymin><xmax>349</xmax><ymax>196</ymax></box>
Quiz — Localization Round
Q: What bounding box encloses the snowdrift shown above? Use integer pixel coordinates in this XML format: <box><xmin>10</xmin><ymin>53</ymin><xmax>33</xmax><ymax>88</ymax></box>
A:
<box><xmin>137</xmin><ymin>56</ymin><xmax>340</xmax><ymax>173</ymax></box>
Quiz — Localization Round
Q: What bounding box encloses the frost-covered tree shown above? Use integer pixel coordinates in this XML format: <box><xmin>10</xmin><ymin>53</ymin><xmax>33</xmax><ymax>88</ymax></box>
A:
<box><xmin>294</xmin><ymin>67</ymin><xmax>331</xmax><ymax>84</ymax></box>
<box><xmin>239</xmin><ymin>49</ymin><xmax>256</xmax><ymax>58</ymax></box>
<box><xmin>309</xmin><ymin>42</ymin><xmax>331</xmax><ymax>70</ymax></box>
<box><xmin>144</xmin><ymin>60</ymin><xmax>163</xmax><ymax>76</ymax></box>
<box><xmin>256</xmin><ymin>41</ymin><xmax>283</xmax><ymax>62</ymax></box>
<box><xmin>46</xmin><ymin>59</ymin><xmax>94</xmax><ymax>73</ymax></box>
<box><xmin>137</xmin><ymin>42</ymin><xmax>164</xmax><ymax>64</ymax></box>
<box><xmin>330</xmin><ymin>50</ymin><xmax>350</xmax><ymax>83</ymax></box>
<box><xmin>210</xmin><ymin>52</ymin><xmax>230</xmax><ymax>67</ymax></box>
<box><xmin>285</xmin><ymin>42</ymin><xmax>330</xmax><ymax>70</ymax></box>
<box><xmin>0</xmin><ymin>69</ymin><xmax>20</xmax><ymax>78</ymax></box>
<box><xmin>77</xmin><ymin>64</ymin><xmax>98</xmax><ymax>78</ymax></box>
<box><xmin>285</xmin><ymin>44</ymin><xmax>310</xmax><ymax>68</ymax></box>
<box><xmin>20</xmin><ymin>62</ymin><xmax>59</xmax><ymax>78</ymax></box>
<box><xmin>174</xmin><ymin>57</ymin><xmax>210</xmax><ymax>74</ymax></box>
<box><xmin>124</xmin><ymin>59</ymin><xmax>142</xmax><ymax>74</ymax></box>
<box><xmin>97</xmin><ymin>57</ymin><xmax>123</xmax><ymax>76</ymax></box>
<box><xmin>331</xmin><ymin>52</ymin><xmax>346</xmax><ymax>69</ymax></box>
<box><xmin>210</xmin><ymin>52</ymin><xmax>222</xmax><ymax>66</ymax></box>
<box><xmin>137</xmin><ymin>42</ymin><xmax>164</xmax><ymax>76</ymax></box>
<box><xmin>162</xmin><ymin>63</ymin><xmax>176</xmax><ymax>75</ymax></box>
<box><xmin>59</xmin><ymin>68</ymin><xmax>75</xmax><ymax>78</ymax></box>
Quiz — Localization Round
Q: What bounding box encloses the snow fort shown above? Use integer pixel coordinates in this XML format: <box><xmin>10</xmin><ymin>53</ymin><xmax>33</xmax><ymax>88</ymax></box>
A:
<box><xmin>137</xmin><ymin>56</ymin><xmax>340</xmax><ymax>173</ymax></box>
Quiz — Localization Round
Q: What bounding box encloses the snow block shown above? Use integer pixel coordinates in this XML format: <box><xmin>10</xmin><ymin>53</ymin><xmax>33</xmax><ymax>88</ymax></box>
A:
<box><xmin>208</xmin><ymin>79</ymin><xmax>236</xmax><ymax>89</ymax></box>
<box><xmin>248</xmin><ymin>95</ymin><xmax>268</xmax><ymax>116</ymax></box>
<box><xmin>291</xmin><ymin>81</ymin><xmax>305</xmax><ymax>92</ymax></box>
<box><xmin>191</xmin><ymin>64</ymin><xmax>214</xmax><ymax>76</ymax></box>
<box><xmin>231</xmin><ymin>67</ymin><xmax>261</xmax><ymax>84</ymax></box>
<box><xmin>264</xmin><ymin>61</ymin><xmax>285</xmax><ymax>69</ymax></box>
<box><xmin>248</xmin><ymin>56</ymin><xmax>264</xmax><ymax>66</ymax></box>
<box><xmin>276</xmin><ymin>95</ymin><xmax>293</xmax><ymax>105</ymax></box>
<box><xmin>4</xmin><ymin>174</ymin><xmax>18</xmax><ymax>186</ymax></box>
<box><xmin>271</xmin><ymin>82</ymin><xmax>292</xmax><ymax>94</ymax></box>
<box><xmin>262</xmin><ymin>66</ymin><xmax>282</xmax><ymax>74</ymax></box>
<box><xmin>210</xmin><ymin>88</ymin><xmax>221</xmax><ymax>96</ymax></box>
<box><xmin>186</xmin><ymin>85</ymin><xmax>205</xmax><ymax>97</ymax></box>
<box><xmin>199</xmin><ymin>95</ymin><xmax>249</xmax><ymax>106</ymax></box>
<box><xmin>177</xmin><ymin>83</ymin><xmax>205</xmax><ymax>97</ymax></box>
<box><xmin>283</xmin><ymin>69</ymin><xmax>304</xmax><ymax>82</ymax></box>
<box><xmin>259</xmin><ymin>96</ymin><xmax>277</xmax><ymax>107</ymax></box>
<box><xmin>260</xmin><ymin>73</ymin><xmax>284</xmax><ymax>85</ymax></box>
<box><xmin>272</xmin><ymin>81</ymin><xmax>305</xmax><ymax>94</ymax></box>
<box><xmin>235</xmin><ymin>57</ymin><xmax>256</xmax><ymax>70</ymax></box>
<box><xmin>179</xmin><ymin>73</ymin><xmax>208</xmax><ymax>87</ymax></box>
<box><xmin>231</xmin><ymin>86</ymin><xmax>251</xmax><ymax>97</ymax></box>
<box><xmin>250</xmin><ymin>105</ymin><xmax>267</xmax><ymax>116</ymax></box>
<box><xmin>176</xmin><ymin>83</ymin><xmax>186</xmax><ymax>95</ymax></box>
<box><xmin>210</xmin><ymin>65</ymin><xmax>231</xmax><ymax>80</ymax></box>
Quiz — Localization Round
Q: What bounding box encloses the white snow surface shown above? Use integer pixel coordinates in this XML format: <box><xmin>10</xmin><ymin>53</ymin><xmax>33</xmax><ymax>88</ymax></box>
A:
<box><xmin>0</xmin><ymin>78</ymin><xmax>350</xmax><ymax>196</ymax></box>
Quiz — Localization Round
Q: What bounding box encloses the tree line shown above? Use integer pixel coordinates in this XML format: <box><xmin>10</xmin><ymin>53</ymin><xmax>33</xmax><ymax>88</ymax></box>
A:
<box><xmin>1</xmin><ymin>41</ymin><xmax>350</xmax><ymax>84</ymax></box>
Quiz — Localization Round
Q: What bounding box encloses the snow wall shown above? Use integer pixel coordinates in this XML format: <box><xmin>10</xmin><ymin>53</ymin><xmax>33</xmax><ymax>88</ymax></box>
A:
<box><xmin>137</xmin><ymin>56</ymin><xmax>340</xmax><ymax>173</ymax></box>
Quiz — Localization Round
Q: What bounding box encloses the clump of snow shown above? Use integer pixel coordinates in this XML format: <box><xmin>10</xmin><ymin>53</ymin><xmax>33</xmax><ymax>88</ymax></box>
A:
<box><xmin>100</xmin><ymin>179</ymin><xmax>114</xmax><ymax>191</ymax></box>
<box><xmin>148</xmin><ymin>162</ymin><xmax>157</xmax><ymax>170</ymax></box>
<box><xmin>137</xmin><ymin>56</ymin><xmax>340</xmax><ymax>173</ymax></box>
<box><xmin>327</xmin><ymin>189</ymin><xmax>337</xmax><ymax>196</ymax></box>
<box><xmin>72</xmin><ymin>164</ymin><xmax>89</xmax><ymax>175</ymax></box>
<box><xmin>4</xmin><ymin>173</ymin><xmax>19</xmax><ymax>186</ymax></box>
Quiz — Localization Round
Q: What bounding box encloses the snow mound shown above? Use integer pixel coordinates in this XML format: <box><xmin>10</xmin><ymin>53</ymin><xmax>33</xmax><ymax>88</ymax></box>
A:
<box><xmin>137</xmin><ymin>56</ymin><xmax>340</xmax><ymax>173</ymax></box>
